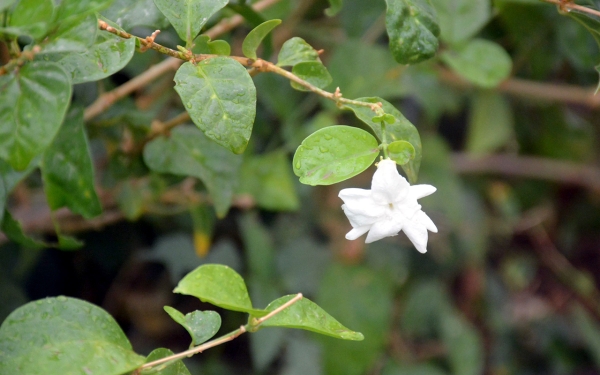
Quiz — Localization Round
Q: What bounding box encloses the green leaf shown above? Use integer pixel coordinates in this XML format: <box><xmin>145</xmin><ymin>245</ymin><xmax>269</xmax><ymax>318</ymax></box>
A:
<box><xmin>153</xmin><ymin>0</ymin><xmax>228</xmax><ymax>44</ymax></box>
<box><xmin>143</xmin><ymin>126</ymin><xmax>242</xmax><ymax>217</ymax></box>
<box><xmin>260</xmin><ymin>295</ymin><xmax>364</xmax><ymax>340</ymax></box>
<box><xmin>41</xmin><ymin>107</ymin><xmax>102</xmax><ymax>218</ymax></box>
<box><xmin>277</xmin><ymin>37</ymin><xmax>321</xmax><ymax>67</ymax></box>
<box><xmin>290</xmin><ymin>61</ymin><xmax>332</xmax><ymax>91</ymax></box>
<box><xmin>173</xmin><ymin>59</ymin><xmax>256</xmax><ymax>154</ymax></box>
<box><xmin>145</xmin><ymin>348</ymin><xmax>191</xmax><ymax>375</ymax></box>
<box><xmin>440</xmin><ymin>312</ymin><xmax>484</xmax><ymax>375</ymax></box>
<box><xmin>293</xmin><ymin>125</ymin><xmax>380</xmax><ymax>186</ymax></box>
<box><xmin>429</xmin><ymin>0</ymin><xmax>490</xmax><ymax>44</ymax></box>
<box><xmin>0</xmin><ymin>297</ymin><xmax>145</xmax><ymax>375</ymax></box>
<box><xmin>238</xmin><ymin>150</ymin><xmax>299</xmax><ymax>211</ymax></box>
<box><xmin>242</xmin><ymin>19</ymin><xmax>281</xmax><ymax>59</ymax></box>
<box><xmin>5</xmin><ymin>0</ymin><xmax>54</xmax><ymax>39</ymax></box>
<box><xmin>101</xmin><ymin>0</ymin><xmax>169</xmax><ymax>30</ymax></box>
<box><xmin>208</xmin><ymin>39</ymin><xmax>231</xmax><ymax>55</ymax></box>
<box><xmin>1</xmin><ymin>211</ymin><xmax>46</xmax><ymax>249</ymax></box>
<box><xmin>441</xmin><ymin>39</ymin><xmax>512</xmax><ymax>88</ymax></box>
<box><xmin>42</xmin><ymin>14</ymin><xmax>98</xmax><ymax>53</ymax></box>
<box><xmin>163</xmin><ymin>306</ymin><xmax>221</xmax><ymax>346</ymax></box>
<box><xmin>0</xmin><ymin>0</ymin><xmax>17</xmax><ymax>11</ymax></box>
<box><xmin>54</xmin><ymin>0</ymin><xmax>114</xmax><ymax>27</ymax></box>
<box><xmin>239</xmin><ymin>212</ymin><xmax>276</xmax><ymax>281</ymax></box>
<box><xmin>573</xmin><ymin>304</ymin><xmax>600</xmax><ymax>368</ymax></box>
<box><xmin>344</xmin><ymin>97</ymin><xmax>422</xmax><ymax>183</ymax></box>
<box><xmin>325</xmin><ymin>0</ymin><xmax>343</xmax><ymax>16</ymax></box>
<box><xmin>48</xmin><ymin>18</ymin><xmax>135</xmax><ymax>84</ymax></box>
<box><xmin>174</xmin><ymin>264</ymin><xmax>267</xmax><ymax>316</ymax></box>
<box><xmin>387</xmin><ymin>140</ymin><xmax>415</xmax><ymax>165</ymax></box>
<box><xmin>385</xmin><ymin>0</ymin><xmax>440</xmax><ymax>64</ymax></box>
<box><xmin>0</xmin><ymin>61</ymin><xmax>71</xmax><ymax>170</ymax></box>
<box><xmin>466</xmin><ymin>91</ymin><xmax>513</xmax><ymax>154</ymax></box>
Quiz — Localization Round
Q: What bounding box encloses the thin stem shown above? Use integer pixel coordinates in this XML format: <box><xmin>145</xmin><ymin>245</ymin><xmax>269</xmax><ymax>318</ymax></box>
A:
<box><xmin>380</xmin><ymin>121</ymin><xmax>389</xmax><ymax>159</ymax></box>
<box><xmin>540</xmin><ymin>0</ymin><xmax>600</xmax><ymax>18</ymax></box>
<box><xmin>254</xmin><ymin>293</ymin><xmax>303</xmax><ymax>326</ymax></box>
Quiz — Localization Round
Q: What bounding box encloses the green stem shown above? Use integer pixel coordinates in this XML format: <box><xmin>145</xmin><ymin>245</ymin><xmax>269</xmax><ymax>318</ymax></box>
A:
<box><xmin>380</xmin><ymin>121</ymin><xmax>389</xmax><ymax>159</ymax></box>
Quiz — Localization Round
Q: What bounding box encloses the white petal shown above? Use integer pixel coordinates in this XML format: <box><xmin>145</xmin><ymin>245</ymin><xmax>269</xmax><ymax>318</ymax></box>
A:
<box><xmin>415</xmin><ymin>210</ymin><xmax>437</xmax><ymax>233</ymax></box>
<box><xmin>402</xmin><ymin>221</ymin><xmax>429</xmax><ymax>253</ymax></box>
<box><xmin>393</xmin><ymin>199</ymin><xmax>421</xmax><ymax>220</ymax></box>
<box><xmin>339</xmin><ymin>188</ymin><xmax>370</xmax><ymax>201</ymax></box>
<box><xmin>371</xmin><ymin>159</ymin><xmax>409</xmax><ymax>204</ymax></box>
<box><xmin>408</xmin><ymin>184</ymin><xmax>436</xmax><ymax>200</ymax></box>
<box><xmin>345</xmin><ymin>225</ymin><xmax>371</xmax><ymax>240</ymax></box>
<box><xmin>342</xmin><ymin>204</ymin><xmax>382</xmax><ymax>227</ymax></box>
<box><xmin>365</xmin><ymin>218</ymin><xmax>403</xmax><ymax>243</ymax></box>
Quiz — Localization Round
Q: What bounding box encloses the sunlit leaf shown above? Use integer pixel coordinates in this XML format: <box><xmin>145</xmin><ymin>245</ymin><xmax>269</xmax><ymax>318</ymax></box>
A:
<box><xmin>242</xmin><ymin>19</ymin><xmax>281</xmax><ymax>59</ymax></box>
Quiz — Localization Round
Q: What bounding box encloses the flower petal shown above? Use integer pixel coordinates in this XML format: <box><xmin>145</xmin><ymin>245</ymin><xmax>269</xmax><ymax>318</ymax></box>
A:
<box><xmin>345</xmin><ymin>225</ymin><xmax>371</xmax><ymax>240</ymax></box>
<box><xmin>408</xmin><ymin>184</ymin><xmax>436</xmax><ymax>200</ymax></box>
<box><xmin>339</xmin><ymin>188</ymin><xmax>386</xmax><ymax>224</ymax></box>
<box><xmin>365</xmin><ymin>217</ymin><xmax>403</xmax><ymax>243</ymax></box>
<box><xmin>342</xmin><ymin>204</ymin><xmax>382</xmax><ymax>227</ymax></box>
<box><xmin>415</xmin><ymin>210</ymin><xmax>437</xmax><ymax>233</ymax></box>
<box><xmin>402</xmin><ymin>221</ymin><xmax>429</xmax><ymax>253</ymax></box>
<box><xmin>371</xmin><ymin>159</ymin><xmax>409</xmax><ymax>204</ymax></box>
<box><xmin>393</xmin><ymin>199</ymin><xmax>421</xmax><ymax>220</ymax></box>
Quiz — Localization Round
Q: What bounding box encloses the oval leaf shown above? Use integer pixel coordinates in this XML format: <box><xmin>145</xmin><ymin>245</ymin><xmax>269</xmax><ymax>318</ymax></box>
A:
<box><xmin>153</xmin><ymin>0</ymin><xmax>228</xmax><ymax>44</ymax></box>
<box><xmin>174</xmin><ymin>59</ymin><xmax>257</xmax><ymax>154</ymax></box>
<box><xmin>163</xmin><ymin>306</ymin><xmax>221</xmax><ymax>346</ymax></box>
<box><xmin>208</xmin><ymin>40</ymin><xmax>231</xmax><ymax>56</ymax></box>
<box><xmin>0</xmin><ymin>61</ymin><xmax>71</xmax><ymax>170</ymax></box>
<box><xmin>143</xmin><ymin>126</ymin><xmax>242</xmax><ymax>218</ymax></box>
<box><xmin>242</xmin><ymin>19</ymin><xmax>282</xmax><ymax>59</ymax></box>
<box><xmin>388</xmin><ymin>140</ymin><xmax>415</xmax><ymax>165</ymax></box>
<box><xmin>293</xmin><ymin>125</ymin><xmax>380</xmax><ymax>186</ymax></box>
<box><xmin>146</xmin><ymin>348</ymin><xmax>191</xmax><ymax>375</ymax></box>
<box><xmin>277</xmin><ymin>37</ymin><xmax>321</xmax><ymax>67</ymax></box>
<box><xmin>0</xmin><ymin>297</ymin><xmax>145</xmax><ymax>375</ymax></box>
<box><xmin>343</xmin><ymin>97</ymin><xmax>422</xmax><ymax>183</ymax></box>
<box><xmin>430</xmin><ymin>0</ymin><xmax>490</xmax><ymax>44</ymax></box>
<box><xmin>441</xmin><ymin>39</ymin><xmax>512</xmax><ymax>88</ymax></box>
<box><xmin>260</xmin><ymin>295</ymin><xmax>364</xmax><ymax>341</ymax></box>
<box><xmin>5</xmin><ymin>0</ymin><xmax>54</xmax><ymax>39</ymax></box>
<box><xmin>174</xmin><ymin>264</ymin><xmax>267</xmax><ymax>316</ymax></box>
<box><xmin>290</xmin><ymin>61</ymin><xmax>332</xmax><ymax>91</ymax></box>
<box><xmin>385</xmin><ymin>0</ymin><xmax>440</xmax><ymax>65</ymax></box>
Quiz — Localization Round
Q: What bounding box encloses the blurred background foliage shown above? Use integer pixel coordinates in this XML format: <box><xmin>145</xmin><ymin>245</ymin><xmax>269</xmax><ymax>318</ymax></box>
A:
<box><xmin>3</xmin><ymin>0</ymin><xmax>600</xmax><ymax>374</ymax></box>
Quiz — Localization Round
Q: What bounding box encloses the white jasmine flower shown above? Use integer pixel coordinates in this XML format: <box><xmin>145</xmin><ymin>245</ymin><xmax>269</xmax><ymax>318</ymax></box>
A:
<box><xmin>338</xmin><ymin>159</ymin><xmax>437</xmax><ymax>253</ymax></box>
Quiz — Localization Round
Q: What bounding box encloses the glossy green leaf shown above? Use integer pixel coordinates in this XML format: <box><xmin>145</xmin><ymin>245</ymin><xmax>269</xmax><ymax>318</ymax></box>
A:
<box><xmin>174</xmin><ymin>264</ymin><xmax>267</xmax><ymax>316</ymax></box>
<box><xmin>143</xmin><ymin>126</ymin><xmax>242</xmax><ymax>217</ymax></box>
<box><xmin>54</xmin><ymin>0</ymin><xmax>114</xmax><ymax>27</ymax></box>
<box><xmin>101</xmin><ymin>0</ymin><xmax>169</xmax><ymax>30</ymax></box>
<box><xmin>325</xmin><ymin>0</ymin><xmax>343</xmax><ymax>16</ymax></box>
<box><xmin>42</xmin><ymin>14</ymin><xmax>98</xmax><ymax>53</ymax></box>
<box><xmin>153</xmin><ymin>0</ymin><xmax>228</xmax><ymax>44</ymax></box>
<box><xmin>430</xmin><ymin>0</ymin><xmax>490</xmax><ymax>44</ymax></box>
<box><xmin>238</xmin><ymin>150</ymin><xmax>299</xmax><ymax>211</ymax></box>
<box><xmin>277</xmin><ymin>37</ymin><xmax>321</xmax><ymax>67</ymax></box>
<box><xmin>388</xmin><ymin>140</ymin><xmax>415</xmax><ymax>165</ymax></box>
<box><xmin>385</xmin><ymin>0</ymin><xmax>440</xmax><ymax>64</ymax></box>
<box><xmin>441</xmin><ymin>39</ymin><xmax>512</xmax><ymax>88</ymax></box>
<box><xmin>242</xmin><ymin>19</ymin><xmax>281</xmax><ymax>59</ymax></box>
<box><xmin>290</xmin><ymin>61</ymin><xmax>332</xmax><ymax>91</ymax></box>
<box><xmin>344</xmin><ymin>97</ymin><xmax>422</xmax><ymax>183</ymax></box>
<box><xmin>0</xmin><ymin>61</ymin><xmax>71</xmax><ymax>170</ymax></box>
<box><xmin>41</xmin><ymin>107</ymin><xmax>101</xmax><ymax>218</ymax></box>
<box><xmin>5</xmin><ymin>0</ymin><xmax>54</xmax><ymax>39</ymax></box>
<box><xmin>440</xmin><ymin>312</ymin><xmax>484</xmax><ymax>375</ymax></box>
<box><xmin>48</xmin><ymin>18</ymin><xmax>135</xmax><ymax>84</ymax></box>
<box><xmin>466</xmin><ymin>91</ymin><xmax>513</xmax><ymax>154</ymax></box>
<box><xmin>145</xmin><ymin>348</ymin><xmax>191</xmax><ymax>375</ymax></box>
<box><xmin>0</xmin><ymin>297</ymin><xmax>145</xmax><ymax>375</ymax></box>
<box><xmin>208</xmin><ymin>39</ymin><xmax>231</xmax><ymax>55</ymax></box>
<box><xmin>260</xmin><ymin>295</ymin><xmax>364</xmax><ymax>340</ymax></box>
<box><xmin>163</xmin><ymin>306</ymin><xmax>221</xmax><ymax>346</ymax></box>
<box><xmin>174</xmin><ymin>59</ymin><xmax>256</xmax><ymax>154</ymax></box>
<box><xmin>293</xmin><ymin>125</ymin><xmax>380</xmax><ymax>186</ymax></box>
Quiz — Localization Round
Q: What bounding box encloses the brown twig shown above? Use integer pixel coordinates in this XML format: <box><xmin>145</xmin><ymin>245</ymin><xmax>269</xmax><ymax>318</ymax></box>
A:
<box><xmin>540</xmin><ymin>0</ymin><xmax>600</xmax><ymax>18</ymax></box>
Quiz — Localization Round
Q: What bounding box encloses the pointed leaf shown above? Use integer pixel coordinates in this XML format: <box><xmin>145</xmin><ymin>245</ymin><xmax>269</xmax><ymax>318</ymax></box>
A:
<box><xmin>48</xmin><ymin>18</ymin><xmax>135</xmax><ymax>84</ymax></box>
<box><xmin>385</xmin><ymin>0</ymin><xmax>440</xmax><ymax>64</ymax></box>
<box><xmin>260</xmin><ymin>295</ymin><xmax>364</xmax><ymax>340</ymax></box>
<box><xmin>277</xmin><ymin>37</ymin><xmax>321</xmax><ymax>67</ymax></box>
<box><xmin>290</xmin><ymin>61</ymin><xmax>332</xmax><ymax>91</ymax></box>
<box><xmin>41</xmin><ymin>107</ymin><xmax>101</xmax><ymax>218</ymax></box>
<box><xmin>174</xmin><ymin>264</ymin><xmax>267</xmax><ymax>316</ymax></box>
<box><xmin>242</xmin><ymin>19</ymin><xmax>281</xmax><ymax>59</ymax></box>
<box><xmin>441</xmin><ymin>39</ymin><xmax>512</xmax><ymax>88</ymax></box>
<box><xmin>0</xmin><ymin>297</ymin><xmax>145</xmax><ymax>375</ymax></box>
<box><xmin>344</xmin><ymin>97</ymin><xmax>422</xmax><ymax>183</ymax></box>
<box><xmin>429</xmin><ymin>0</ymin><xmax>490</xmax><ymax>44</ymax></box>
<box><xmin>153</xmin><ymin>0</ymin><xmax>228</xmax><ymax>44</ymax></box>
<box><xmin>143</xmin><ymin>126</ymin><xmax>242</xmax><ymax>217</ymax></box>
<box><xmin>174</xmin><ymin>59</ymin><xmax>256</xmax><ymax>154</ymax></box>
<box><xmin>0</xmin><ymin>61</ymin><xmax>71</xmax><ymax>170</ymax></box>
<box><xmin>293</xmin><ymin>125</ymin><xmax>380</xmax><ymax>186</ymax></box>
<box><xmin>4</xmin><ymin>0</ymin><xmax>54</xmax><ymax>39</ymax></box>
<box><xmin>163</xmin><ymin>306</ymin><xmax>221</xmax><ymax>346</ymax></box>
<box><xmin>1</xmin><ymin>211</ymin><xmax>46</xmax><ymax>249</ymax></box>
<box><xmin>146</xmin><ymin>348</ymin><xmax>191</xmax><ymax>375</ymax></box>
